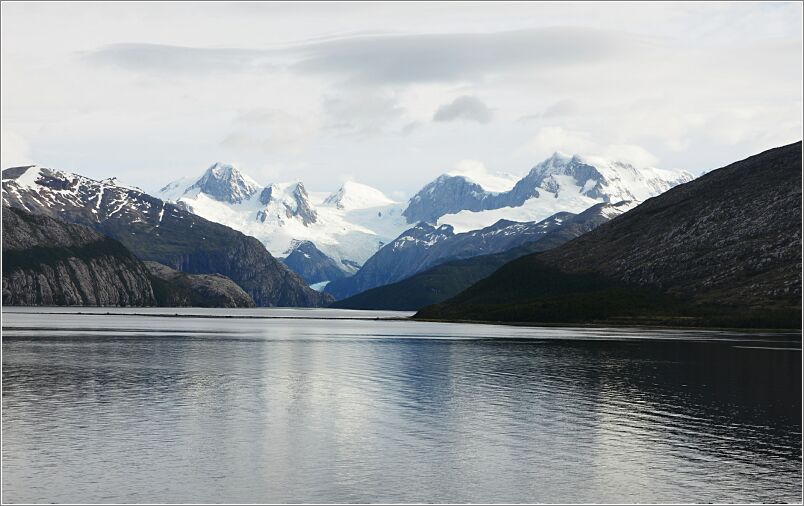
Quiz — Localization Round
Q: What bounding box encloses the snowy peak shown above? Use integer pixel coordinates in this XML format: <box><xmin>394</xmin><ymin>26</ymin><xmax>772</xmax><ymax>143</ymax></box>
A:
<box><xmin>2</xmin><ymin>165</ymin><xmax>170</xmax><ymax>227</ymax></box>
<box><xmin>523</xmin><ymin>153</ymin><xmax>693</xmax><ymax>203</ymax></box>
<box><xmin>403</xmin><ymin>175</ymin><xmax>489</xmax><ymax>224</ymax></box>
<box><xmin>392</xmin><ymin>222</ymin><xmax>455</xmax><ymax>250</ymax></box>
<box><xmin>2</xmin><ymin>165</ymin><xmax>41</xmax><ymax>185</ymax></box>
<box><xmin>187</xmin><ymin>162</ymin><xmax>260</xmax><ymax>204</ymax></box>
<box><xmin>405</xmin><ymin>152</ymin><xmax>694</xmax><ymax>225</ymax></box>
<box><xmin>323</xmin><ymin>181</ymin><xmax>395</xmax><ymax>210</ymax></box>
<box><xmin>257</xmin><ymin>181</ymin><xmax>318</xmax><ymax>226</ymax></box>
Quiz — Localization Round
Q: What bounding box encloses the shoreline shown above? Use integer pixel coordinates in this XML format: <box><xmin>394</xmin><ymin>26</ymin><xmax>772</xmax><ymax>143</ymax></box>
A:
<box><xmin>2</xmin><ymin>307</ymin><xmax>801</xmax><ymax>335</ymax></box>
<box><xmin>411</xmin><ymin>317</ymin><xmax>803</xmax><ymax>334</ymax></box>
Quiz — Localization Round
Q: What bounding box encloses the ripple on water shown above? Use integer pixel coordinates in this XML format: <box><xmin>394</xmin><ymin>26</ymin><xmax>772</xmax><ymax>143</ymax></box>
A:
<box><xmin>2</xmin><ymin>308</ymin><xmax>801</xmax><ymax>503</ymax></box>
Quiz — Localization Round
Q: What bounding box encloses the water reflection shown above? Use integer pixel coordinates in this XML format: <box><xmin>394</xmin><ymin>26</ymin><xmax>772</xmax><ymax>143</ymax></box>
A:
<box><xmin>2</xmin><ymin>310</ymin><xmax>801</xmax><ymax>503</ymax></box>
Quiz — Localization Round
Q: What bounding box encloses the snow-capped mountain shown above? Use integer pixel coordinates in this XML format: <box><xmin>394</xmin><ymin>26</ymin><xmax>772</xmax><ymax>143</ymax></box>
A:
<box><xmin>325</xmin><ymin>201</ymin><xmax>634</xmax><ymax>300</ymax></box>
<box><xmin>1</xmin><ymin>165</ymin><xmax>330</xmax><ymax>307</ymax></box>
<box><xmin>153</xmin><ymin>154</ymin><xmax>692</xmax><ymax>288</ymax></box>
<box><xmin>256</xmin><ymin>182</ymin><xmax>318</xmax><ymax>226</ymax></box>
<box><xmin>404</xmin><ymin>153</ymin><xmax>694</xmax><ymax>231</ymax></box>
<box><xmin>323</xmin><ymin>181</ymin><xmax>396</xmax><ymax>210</ymax></box>
<box><xmin>157</xmin><ymin>164</ymin><xmax>408</xmax><ymax>273</ymax></box>
<box><xmin>402</xmin><ymin>175</ymin><xmax>492</xmax><ymax>224</ymax></box>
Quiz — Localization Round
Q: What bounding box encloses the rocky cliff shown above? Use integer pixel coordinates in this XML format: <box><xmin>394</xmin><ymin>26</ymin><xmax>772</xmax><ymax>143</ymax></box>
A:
<box><xmin>2</xmin><ymin>206</ymin><xmax>156</xmax><ymax>306</ymax></box>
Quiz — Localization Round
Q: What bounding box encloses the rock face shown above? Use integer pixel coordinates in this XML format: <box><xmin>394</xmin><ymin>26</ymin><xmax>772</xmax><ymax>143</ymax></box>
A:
<box><xmin>402</xmin><ymin>153</ymin><xmax>693</xmax><ymax>224</ymax></box>
<box><xmin>145</xmin><ymin>262</ymin><xmax>255</xmax><ymax>308</ymax></box>
<box><xmin>2</xmin><ymin>166</ymin><xmax>332</xmax><ymax>307</ymax></box>
<box><xmin>258</xmin><ymin>182</ymin><xmax>318</xmax><ymax>225</ymax></box>
<box><xmin>2</xmin><ymin>206</ymin><xmax>156</xmax><ymax>306</ymax></box>
<box><xmin>325</xmin><ymin>202</ymin><xmax>632</xmax><ymax>300</ymax></box>
<box><xmin>417</xmin><ymin>142</ymin><xmax>802</xmax><ymax>327</ymax></box>
<box><xmin>282</xmin><ymin>241</ymin><xmax>347</xmax><ymax>285</ymax></box>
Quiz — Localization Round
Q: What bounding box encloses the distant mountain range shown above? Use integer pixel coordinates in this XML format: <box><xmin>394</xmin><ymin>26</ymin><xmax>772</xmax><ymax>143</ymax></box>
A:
<box><xmin>331</xmin><ymin>202</ymin><xmax>630</xmax><ymax>310</ymax></box>
<box><xmin>158</xmin><ymin>165</ymin><xmax>406</xmax><ymax>274</ymax></box>
<box><xmin>2</xmin><ymin>166</ymin><xmax>330</xmax><ymax>307</ymax></box>
<box><xmin>2</xmin><ymin>143</ymin><xmax>798</xmax><ymax>319</ymax></box>
<box><xmin>325</xmin><ymin>201</ymin><xmax>634</xmax><ymax>300</ymax></box>
<box><xmin>404</xmin><ymin>153</ymin><xmax>692</xmax><ymax>228</ymax></box>
<box><xmin>153</xmin><ymin>155</ymin><xmax>691</xmax><ymax>295</ymax></box>
<box><xmin>417</xmin><ymin>142</ymin><xmax>802</xmax><ymax>328</ymax></box>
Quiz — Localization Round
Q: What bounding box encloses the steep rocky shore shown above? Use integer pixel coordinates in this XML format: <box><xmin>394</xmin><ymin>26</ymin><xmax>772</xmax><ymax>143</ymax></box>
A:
<box><xmin>3</xmin><ymin>206</ymin><xmax>155</xmax><ymax>306</ymax></box>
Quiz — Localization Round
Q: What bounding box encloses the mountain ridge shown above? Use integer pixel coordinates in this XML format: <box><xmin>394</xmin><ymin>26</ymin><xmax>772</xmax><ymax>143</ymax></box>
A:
<box><xmin>325</xmin><ymin>201</ymin><xmax>633</xmax><ymax>300</ymax></box>
<box><xmin>416</xmin><ymin>142</ymin><xmax>802</xmax><ymax>328</ymax></box>
<box><xmin>2</xmin><ymin>166</ymin><xmax>331</xmax><ymax>307</ymax></box>
<box><xmin>331</xmin><ymin>202</ymin><xmax>627</xmax><ymax>310</ymax></box>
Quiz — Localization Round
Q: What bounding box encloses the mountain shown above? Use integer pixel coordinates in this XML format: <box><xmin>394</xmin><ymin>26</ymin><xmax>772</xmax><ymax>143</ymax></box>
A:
<box><xmin>157</xmin><ymin>164</ymin><xmax>407</xmax><ymax>279</ymax></box>
<box><xmin>189</xmin><ymin>162</ymin><xmax>261</xmax><ymax>204</ymax></box>
<box><xmin>154</xmin><ymin>156</ymin><xmax>690</xmax><ymax>285</ymax></box>
<box><xmin>323</xmin><ymin>180</ymin><xmax>396</xmax><ymax>210</ymax></box>
<box><xmin>330</xmin><ymin>202</ymin><xmax>629</xmax><ymax>310</ymax></box>
<box><xmin>403</xmin><ymin>153</ymin><xmax>693</xmax><ymax>229</ymax></box>
<box><xmin>402</xmin><ymin>174</ymin><xmax>493</xmax><ymax>224</ymax></box>
<box><xmin>3</xmin><ymin>206</ymin><xmax>258</xmax><ymax>307</ymax></box>
<box><xmin>417</xmin><ymin>142</ymin><xmax>802</xmax><ymax>328</ymax></box>
<box><xmin>282</xmin><ymin>240</ymin><xmax>348</xmax><ymax>284</ymax></box>
<box><xmin>2</xmin><ymin>166</ymin><xmax>331</xmax><ymax>307</ymax></box>
<box><xmin>3</xmin><ymin>205</ymin><xmax>157</xmax><ymax>306</ymax></box>
<box><xmin>145</xmin><ymin>261</ymin><xmax>255</xmax><ymax>308</ymax></box>
<box><xmin>325</xmin><ymin>201</ymin><xmax>633</xmax><ymax>300</ymax></box>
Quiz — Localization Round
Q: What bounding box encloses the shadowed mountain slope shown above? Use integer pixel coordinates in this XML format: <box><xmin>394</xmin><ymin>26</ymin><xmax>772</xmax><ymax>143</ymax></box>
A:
<box><xmin>417</xmin><ymin>142</ymin><xmax>802</xmax><ymax>328</ymax></box>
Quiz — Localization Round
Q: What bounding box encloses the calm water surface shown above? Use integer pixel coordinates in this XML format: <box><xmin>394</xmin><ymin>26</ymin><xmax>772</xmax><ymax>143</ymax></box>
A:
<box><xmin>2</xmin><ymin>308</ymin><xmax>801</xmax><ymax>503</ymax></box>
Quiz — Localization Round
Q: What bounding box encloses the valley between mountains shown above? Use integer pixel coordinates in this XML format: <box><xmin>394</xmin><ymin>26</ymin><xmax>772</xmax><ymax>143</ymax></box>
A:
<box><xmin>2</xmin><ymin>143</ymin><xmax>800</xmax><ymax>329</ymax></box>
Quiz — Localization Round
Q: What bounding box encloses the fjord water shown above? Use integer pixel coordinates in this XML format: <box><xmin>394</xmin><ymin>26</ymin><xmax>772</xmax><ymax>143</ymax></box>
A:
<box><xmin>2</xmin><ymin>309</ymin><xmax>801</xmax><ymax>503</ymax></box>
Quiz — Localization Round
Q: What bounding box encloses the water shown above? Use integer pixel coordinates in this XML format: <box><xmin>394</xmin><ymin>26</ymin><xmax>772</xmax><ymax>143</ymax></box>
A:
<box><xmin>2</xmin><ymin>308</ymin><xmax>801</xmax><ymax>503</ymax></box>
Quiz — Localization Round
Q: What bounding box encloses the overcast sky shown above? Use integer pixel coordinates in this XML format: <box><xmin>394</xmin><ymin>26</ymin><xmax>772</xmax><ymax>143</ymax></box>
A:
<box><xmin>1</xmin><ymin>2</ymin><xmax>801</xmax><ymax>197</ymax></box>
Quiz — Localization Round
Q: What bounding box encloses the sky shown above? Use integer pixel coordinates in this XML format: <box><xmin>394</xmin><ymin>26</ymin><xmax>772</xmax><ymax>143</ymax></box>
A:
<box><xmin>1</xmin><ymin>1</ymin><xmax>802</xmax><ymax>198</ymax></box>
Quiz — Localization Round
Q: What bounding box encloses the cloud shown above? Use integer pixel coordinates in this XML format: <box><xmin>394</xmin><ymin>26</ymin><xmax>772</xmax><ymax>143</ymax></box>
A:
<box><xmin>433</xmin><ymin>95</ymin><xmax>492</xmax><ymax>124</ymax></box>
<box><xmin>601</xmin><ymin>144</ymin><xmax>659</xmax><ymax>167</ymax></box>
<box><xmin>323</xmin><ymin>90</ymin><xmax>406</xmax><ymax>136</ymax></box>
<box><xmin>1</xmin><ymin>130</ymin><xmax>33</xmax><ymax>169</ymax></box>
<box><xmin>400</xmin><ymin>121</ymin><xmax>422</xmax><ymax>135</ymax></box>
<box><xmin>81</xmin><ymin>43</ymin><xmax>277</xmax><ymax>75</ymax></box>
<box><xmin>523</xmin><ymin>126</ymin><xmax>597</xmax><ymax>158</ymax></box>
<box><xmin>542</xmin><ymin>99</ymin><xmax>579</xmax><ymax>118</ymax></box>
<box><xmin>220</xmin><ymin>108</ymin><xmax>319</xmax><ymax>154</ymax></box>
<box><xmin>523</xmin><ymin>126</ymin><xmax>661</xmax><ymax>167</ymax></box>
<box><xmin>81</xmin><ymin>27</ymin><xmax>636</xmax><ymax>83</ymax></box>
<box><xmin>295</xmin><ymin>28</ymin><xmax>636</xmax><ymax>84</ymax></box>
<box><xmin>517</xmin><ymin>99</ymin><xmax>579</xmax><ymax>122</ymax></box>
<box><xmin>446</xmin><ymin>160</ymin><xmax>517</xmax><ymax>192</ymax></box>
